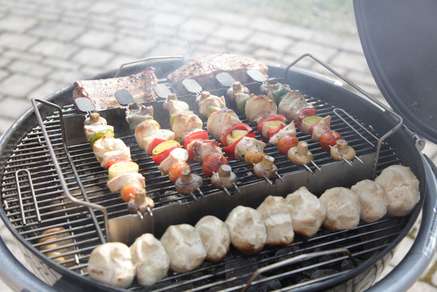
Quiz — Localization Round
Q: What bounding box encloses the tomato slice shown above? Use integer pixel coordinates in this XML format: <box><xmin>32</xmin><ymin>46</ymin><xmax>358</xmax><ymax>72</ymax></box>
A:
<box><xmin>183</xmin><ymin>130</ymin><xmax>209</xmax><ymax>149</ymax></box>
<box><xmin>319</xmin><ymin>130</ymin><xmax>342</xmax><ymax>151</ymax></box>
<box><xmin>146</xmin><ymin>138</ymin><xmax>166</xmax><ymax>155</ymax></box>
<box><xmin>120</xmin><ymin>185</ymin><xmax>137</xmax><ymax>202</ymax></box>
<box><xmin>277</xmin><ymin>135</ymin><xmax>299</xmax><ymax>154</ymax></box>
<box><xmin>152</xmin><ymin>146</ymin><xmax>177</xmax><ymax>164</ymax></box>
<box><xmin>256</xmin><ymin>114</ymin><xmax>287</xmax><ymax>133</ymax></box>
<box><xmin>220</xmin><ymin>123</ymin><xmax>253</xmax><ymax>145</ymax></box>
<box><xmin>168</xmin><ymin>162</ymin><xmax>190</xmax><ymax>182</ymax></box>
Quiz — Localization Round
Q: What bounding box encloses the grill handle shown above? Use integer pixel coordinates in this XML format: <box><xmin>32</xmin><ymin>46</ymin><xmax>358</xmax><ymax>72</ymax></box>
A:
<box><xmin>242</xmin><ymin>247</ymin><xmax>351</xmax><ymax>292</ymax></box>
<box><xmin>368</xmin><ymin>155</ymin><xmax>437</xmax><ymax>291</ymax></box>
<box><xmin>31</xmin><ymin>98</ymin><xmax>109</xmax><ymax>243</ymax></box>
<box><xmin>284</xmin><ymin>53</ymin><xmax>404</xmax><ymax>177</ymax></box>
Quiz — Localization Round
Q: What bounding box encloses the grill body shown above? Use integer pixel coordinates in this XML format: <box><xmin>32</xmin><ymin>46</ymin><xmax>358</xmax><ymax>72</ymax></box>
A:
<box><xmin>0</xmin><ymin>60</ymin><xmax>431</xmax><ymax>291</ymax></box>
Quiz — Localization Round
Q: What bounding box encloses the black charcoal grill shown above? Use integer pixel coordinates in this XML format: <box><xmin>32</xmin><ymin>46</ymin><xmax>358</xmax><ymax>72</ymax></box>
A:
<box><xmin>0</xmin><ymin>1</ymin><xmax>436</xmax><ymax>291</ymax></box>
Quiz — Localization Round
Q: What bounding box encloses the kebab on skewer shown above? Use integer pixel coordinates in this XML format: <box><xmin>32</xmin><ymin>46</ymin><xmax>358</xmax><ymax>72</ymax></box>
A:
<box><xmin>84</xmin><ymin>112</ymin><xmax>154</xmax><ymax>216</ymax></box>
<box><xmin>200</xmin><ymin>91</ymin><xmax>280</xmax><ymax>182</ymax></box>
<box><xmin>164</xmin><ymin>93</ymin><xmax>238</xmax><ymax>193</ymax></box>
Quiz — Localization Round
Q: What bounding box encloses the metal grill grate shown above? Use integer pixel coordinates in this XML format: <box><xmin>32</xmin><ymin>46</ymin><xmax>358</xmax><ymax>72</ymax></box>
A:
<box><xmin>0</xmin><ymin>76</ymin><xmax>402</xmax><ymax>290</ymax></box>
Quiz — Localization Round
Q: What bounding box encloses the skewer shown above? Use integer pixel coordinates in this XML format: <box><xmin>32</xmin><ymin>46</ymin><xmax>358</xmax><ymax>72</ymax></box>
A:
<box><xmin>343</xmin><ymin>159</ymin><xmax>353</xmax><ymax>166</ymax></box>
<box><xmin>355</xmin><ymin>155</ymin><xmax>364</xmax><ymax>164</ymax></box>
<box><xmin>137</xmin><ymin>210</ymin><xmax>144</xmax><ymax>220</ymax></box>
<box><xmin>190</xmin><ymin>192</ymin><xmax>198</xmax><ymax>200</ymax></box>
<box><xmin>303</xmin><ymin>164</ymin><xmax>314</xmax><ymax>173</ymax></box>
<box><xmin>275</xmin><ymin>171</ymin><xmax>284</xmax><ymax>182</ymax></box>
<box><xmin>263</xmin><ymin>176</ymin><xmax>273</xmax><ymax>185</ymax></box>
<box><xmin>196</xmin><ymin>188</ymin><xmax>204</xmax><ymax>197</ymax></box>
<box><xmin>223</xmin><ymin>187</ymin><xmax>232</xmax><ymax>196</ymax></box>
<box><xmin>146</xmin><ymin>207</ymin><xmax>153</xmax><ymax>217</ymax></box>
<box><xmin>311</xmin><ymin>160</ymin><xmax>322</xmax><ymax>171</ymax></box>
<box><xmin>233</xmin><ymin>183</ymin><xmax>240</xmax><ymax>193</ymax></box>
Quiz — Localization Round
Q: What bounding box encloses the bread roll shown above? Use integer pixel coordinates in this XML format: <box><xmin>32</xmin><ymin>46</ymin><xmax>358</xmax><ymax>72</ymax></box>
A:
<box><xmin>320</xmin><ymin>187</ymin><xmax>360</xmax><ymax>231</ymax></box>
<box><xmin>195</xmin><ymin>216</ymin><xmax>230</xmax><ymax>262</ymax></box>
<box><xmin>257</xmin><ymin>196</ymin><xmax>294</xmax><ymax>246</ymax></box>
<box><xmin>130</xmin><ymin>234</ymin><xmax>169</xmax><ymax>286</ymax></box>
<box><xmin>375</xmin><ymin>165</ymin><xmax>420</xmax><ymax>216</ymax></box>
<box><xmin>88</xmin><ymin>242</ymin><xmax>135</xmax><ymax>288</ymax></box>
<box><xmin>160</xmin><ymin>224</ymin><xmax>206</xmax><ymax>273</ymax></box>
<box><xmin>351</xmin><ymin>179</ymin><xmax>387</xmax><ymax>223</ymax></box>
<box><xmin>286</xmin><ymin>186</ymin><xmax>326</xmax><ymax>236</ymax></box>
<box><xmin>225</xmin><ymin>206</ymin><xmax>267</xmax><ymax>254</ymax></box>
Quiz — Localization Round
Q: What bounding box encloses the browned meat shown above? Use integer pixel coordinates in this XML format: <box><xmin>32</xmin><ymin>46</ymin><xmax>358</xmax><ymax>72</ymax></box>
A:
<box><xmin>167</xmin><ymin>54</ymin><xmax>268</xmax><ymax>85</ymax></box>
<box><xmin>73</xmin><ymin>68</ymin><xmax>158</xmax><ymax>110</ymax></box>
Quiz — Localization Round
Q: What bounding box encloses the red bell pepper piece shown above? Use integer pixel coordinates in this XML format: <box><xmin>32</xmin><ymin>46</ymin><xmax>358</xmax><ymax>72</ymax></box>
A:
<box><xmin>183</xmin><ymin>130</ymin><xmax>209</xmax><ymax>149</ymax></box>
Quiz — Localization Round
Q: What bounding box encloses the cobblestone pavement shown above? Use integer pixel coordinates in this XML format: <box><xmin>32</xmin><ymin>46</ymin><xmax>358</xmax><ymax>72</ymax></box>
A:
<box><xmin>0</xmin><ymin>0</ymin><xmax>435</xmax><ymax>291</ymax></box>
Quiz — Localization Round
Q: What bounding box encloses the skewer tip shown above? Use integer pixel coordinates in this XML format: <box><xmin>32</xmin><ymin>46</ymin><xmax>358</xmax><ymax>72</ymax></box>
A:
<box><xmin>232</xmin><ymin>183</ymin><xmax>241</xmax><ymax>193</ymax></box>
<box><xmin>146</xmin><ymin>207</ymin><xmax>153</xmax><ymax>217</ymax></box>
<box><xmin>355</xmin><ymin>156</ymin><xmax>365</xmax><ymax>164</ymax></box>
<box><xmin>196</xmin><ymin>187</ymin><xmax>204</xmax><ymax>197</ymax></box>
<box><xmin>275</xmin><ymin>171</ymin><xmax>284</xmax><ymax>182</ymax></box>
<box><xmin>223</xmin><ymin>187</ymin><xmax>232</xmax><ymax>196</ymax></box>
<box><xmin>263</xmin><ymin>176</ymin><xmax>273</xmax><ymax>185</ymax></box>
<box><xmin>303</xmin><ymin>164</ymin><xmax>314</xmax><ymax>174</ymax></box>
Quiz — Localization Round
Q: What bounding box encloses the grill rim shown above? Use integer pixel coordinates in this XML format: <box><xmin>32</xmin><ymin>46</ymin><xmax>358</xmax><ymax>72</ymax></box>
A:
<box><xmin>0</xmin><ymin>63</ymin><xmax>425</xmax><ymax>291</ymax></box>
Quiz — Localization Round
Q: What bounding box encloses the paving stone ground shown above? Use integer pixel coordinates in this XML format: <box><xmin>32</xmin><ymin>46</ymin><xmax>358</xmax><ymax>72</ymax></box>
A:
<box><xmin>0</xmin><ymin>0</ymin><xmax>435</xmax><ymax>291</ymax></box>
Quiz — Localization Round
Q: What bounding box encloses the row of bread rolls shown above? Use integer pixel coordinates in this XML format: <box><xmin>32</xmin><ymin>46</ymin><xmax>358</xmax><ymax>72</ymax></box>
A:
<box><xmin>87</xmin><ymin>164</ymin><xmax>419</xmax><ymax>288</ymax></box>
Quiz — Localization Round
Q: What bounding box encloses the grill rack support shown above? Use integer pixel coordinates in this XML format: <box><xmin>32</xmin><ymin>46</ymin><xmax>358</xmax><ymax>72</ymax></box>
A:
<box><xmin>31</xmin><ymin>98</ymin><xmax>108</xmax><ymax>244</ymax></box>
<box><xmin>284</xmin><ymin>53</ymin><xmax>404</xmax><ymax>177</ymax></box>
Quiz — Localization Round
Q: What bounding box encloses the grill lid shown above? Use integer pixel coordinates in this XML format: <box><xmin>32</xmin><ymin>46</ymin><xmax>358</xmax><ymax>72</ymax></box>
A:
<box><xmin>354</xmin><ymin>0</ymin><xmax>437</xmax><ymax>143</ymax></box>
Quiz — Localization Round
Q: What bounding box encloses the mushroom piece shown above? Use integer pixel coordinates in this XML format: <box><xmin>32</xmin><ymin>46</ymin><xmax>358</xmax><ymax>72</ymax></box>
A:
<box><xmin>375</xmin><ymin>165</ymin><xmax>420</xmax><ymax>216</ymax></box>
<box><xmin>160</xmin><ymin>224</ymin><xmax>206</xmax><ymax>273</ymax></box>
<box><xmin>195</xmin><ymin>216</ymin><xmax>231</xmax><ymax>262</ymax></box>
<box><xmin>288</xmin><ymin>141</ymin><xmax>313</xmax><ymax>165</ymax></box>
<box><xmin>351</xmin><ymin>179</ymin><xmax>387</xmax><ymax>223</ymax></box>
<box><xmin>253</xmin><ymin>155</ymin><xmax>278</xmax><ymax>178</ymax></box>
<box><xmin>225</xmin><ymin>206</ymin><xmax>267</xmax><ymax>254</ymax></box>
<box><xmin>164</xmin><ymin>93</ymin><xmax>190</xmax><ymax>115</ymax></box>
<box><xmin>130</xmin><ymin>234</ymin><xmax>170</xmax><ymax>286</ymax></box>
<box><xmin>85</xmin><ymin>112</ymin><xmax>107</xmax><ymax>126</ymax></box>
<box><xmin>311</xmin><ymin>116</ymin><xmax>331</xmax><ymax>140</ymax></box>
<box><xmin>257</xmin><ymin>196</ymin><xmax>294</xmax><ymax>246</ymax></box>
<box><xmin>175</xmin><ymin>169</ymin><xmax>203</xmax><ymax>194</ymax></box>
<box><xmin>330</xmin><ymin>139</ymin><xmax>356</xmax><ymax>161</ymax></box>
<box><xmin>197</xmin><ymin>91</ymin><xmax>226</xmax><ymax>118</ymax></box>
<box><xmin>210</xmin><ymin>164</ymin><xmax>237</xmax><ymax>189</ymax></box>
<box><xmin>227</xmin><ymin>81</ymin><xmax>249</xmax><ymax>100</ymax></box>
<box><xmin>285</xmin><ymin>186</ymin><xmax>326</xmax><ymax>237</ymax></box>
<box><xmin>88</xmin><ymin>242</ymin><xmax>135</xmax><ymax>288</ymax></box>
<box><xmin>260</xmin><ymin>80</ymin><xmax>290</xmax><ymax>103</ymax></box>
<box><xmin>319</xmin><ymin>187</ymin><xmax>361</xmax><ymax>231</ymax></box>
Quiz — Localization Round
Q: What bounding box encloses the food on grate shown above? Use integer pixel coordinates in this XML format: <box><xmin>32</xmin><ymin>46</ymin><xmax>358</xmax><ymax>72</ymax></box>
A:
<box><xmin>351</xmin><ymin>179</ymin><xmax>388</xmax><ymax>223</ymax></box>
<box><xmin>170</xmin><ymin>111</ymin><xmax>203</xmax><ymax>140</ymax></box>
<box><xmin>320</xmin><ymin>131</ymin><xmax>342</xmax><ymax>152</ymax></box>
<box><xmin>84</xmin><ymin>124</ymin><xmax>115</xmax><ymax>146</ymax></box>
<box><xmin>159</xmin><ymin>148</ymin><xmax>189</xmax><ymax>175</ymax></box>
<box><xmin>73</xmin><ymin>68</ymin><xmax>158</xmax><ymax>111</ymax></box>
<box><xmin>167</xmin><ymin>54</ymin><xmax>268</xmax><ymax>84</ymax></box>
<box><xmin>301</xmin><ymin>115</ymin><xmax>323</xmax><ymax>134</ymax></box>
<box><xmin>276</xmin><ymin>135</ymin><xmax>299</xmax><ymax>155</ymax></box>
<box><xmin>261</xmin><ymin>80</ymin><xmax>291</xmax><ymax>104</ymax></box>
<box><xmin>38</xmin><ymin>227</ymin><xmax>74</xmax><ymax>266</ymax></box>
<box><xmin>84</xmin><ymin>112</ymin><xmax>153</xmax><ymax>214</ymax></box>
<box><xmin>108</xmin><ymin>161</ymin><xmax>139</xmax><ymax>180</ymax></box>
<box><xmin>253</xmin><ymin>155</ymin><xmax>278</xmax><ymax>178</ymax></box>
<box><xmin>211</xmin><ymin>164</ymin><xmax>237</xmax><ymax>189</ymax></box>
<box><xmin>311</xmin><ymin>116</ymin><xmax>332</xmax><ymax>140</ymax></box>
<box><xmin>125</xmin><ymin>104</ymin><xmax>155</xmax><ymax>130</ymax></box>
<box><xmin>375</xmin><ymin>165</ymin><xmax>420</xmax><ymax>216</ymax></box>
<box><xmin>225</xmin><ymin>206</ymin><xmax>267</xmax><ymax>254</ymax></box>
<box><xmin>256</xmin><ymin>114</ymin><xmax>287</xmax><ymax>140</ymax></box>
<box><xmin>330</xmin><ymin>139</ymin><xmax>356</xmax><ymax>161</ymax></box>
<box><xmin>278</xmin><ymin>91</ymin><xmax>314</xmax><ymax>121</ymax></box>
<box><xmin>257</xmin><ymin>196</ymin><xmax>294</xmax><ymax>246</ymax></box>
<box><xmin>160</xmin><ymin>224</ymin><xmax>206</xmax><ymax>273</ymax></box>
<box><xmin>207</xmin><ymin>108</ymin><xmax>241</xmax><ymax>139</ymax></box>
<box><xmin>197</xmin><ymin>91</ymin><xmax>226</xmax><ymax>118</ymax></box>
<box><xmin>175</xmin><ymin>168</ymin><xmax>203</xmax><ymax>194</ymax></box>
<box><xmin>130</xmin><ymin>234</ymin><xmax>170</xmax><ymax>286</ymax></box>
<box><xmin>285</xmin><ymin>186</ymin><xmax>326</xmax><ymax>237</ymax></box>
<box><xmin>288</xmin><ymin>141</ymin><xmax>313</xmax><ymax>165</ymax></box>
<box><xmin>195</xmin><ymin>216</ymin><xmax>231</xmax><ymax>262</ymax></box>
<box><xmin>234</xmin><ymin>136</ymin><xmax>266</xmax><ymax>161</ymax></box>
<box><xmin>227</xmin><ymin>81</ymin><xmax>250</xmax><ymax>101</ymax></box>
<box><xmin>88</xmin><ymin>242</ymin><xmax>135</xmax><ymax>288</ymax></box>
<box><xmin>163</xmin><ymin>93</ymin><xmax>190</xmax><ymax>115</ymax></box>
<box><xmin>93</xmin><ymin>137</ymin><xmax>129</xmax><ymax>163</ymax></box>
<box><xmin>269</xmin><ymin>121</ymin><xmax>297</xmax><ymax>145</ymax></box>
<box><xmin>244</xmin><ymin>94</ymin><xmax>278</xmax><ymax>122</ymax></box>
<box><xmin>320</xmin><ymin>187</ymin><xmax>361</xmax><ymax>231</ymax></box>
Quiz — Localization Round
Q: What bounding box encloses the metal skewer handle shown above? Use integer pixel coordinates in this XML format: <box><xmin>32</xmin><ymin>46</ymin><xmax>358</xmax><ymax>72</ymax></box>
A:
<box><xmin>284</xmin><ymin>53</ymin><xmax>404</xmax><ymax>177</ymax></box>
<box><xmin>31</xmin><ymin>98</ymin><xmax>109</xmax><ymax>244</ymax></box>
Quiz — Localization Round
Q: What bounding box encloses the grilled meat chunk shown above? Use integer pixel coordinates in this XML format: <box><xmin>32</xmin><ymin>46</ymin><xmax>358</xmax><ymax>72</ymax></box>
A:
<box><xmin>195</xmin><ymin>216</ymin><xmax>231</xmax><ymax>262</ymax></box>
<box><xmin>351</xmin><ymin>179</ymin><xmax>388</xmax><ymax>223</ymax></box>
